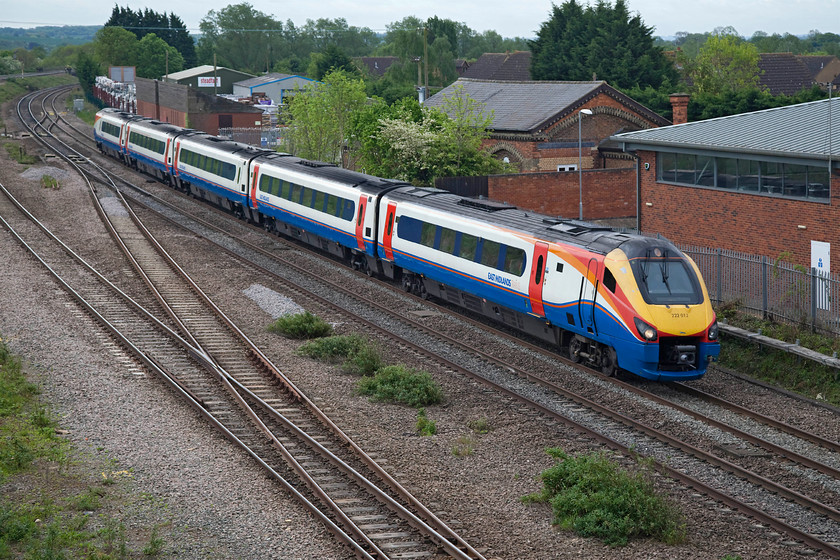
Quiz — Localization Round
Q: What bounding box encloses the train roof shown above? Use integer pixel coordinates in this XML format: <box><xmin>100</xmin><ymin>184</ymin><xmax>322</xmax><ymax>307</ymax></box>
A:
<box><xmin>388</xmin><ymin>187</ymin><xmax>672</xmax><ymax>256</ymax></box>
<box><xmin>256</xmin><ymin>152</ymin><xmax>413</xmax><ymax>195</ymax></box>
<box><xmin>180</xmin><ymin>133</ymin><xmax>272</xmax><ymax>158</ymax></box>
<box><xmin>127</xmin><ymin>118</ymin><xmax>190</xmax><ymax>136</ymax></box>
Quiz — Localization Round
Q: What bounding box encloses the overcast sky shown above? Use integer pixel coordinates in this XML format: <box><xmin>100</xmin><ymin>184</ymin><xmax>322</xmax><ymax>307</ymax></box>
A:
<box><xmin>1</xmin><ymin>0</ymin><xmax>836</xmax><ymax>40</ymax></box>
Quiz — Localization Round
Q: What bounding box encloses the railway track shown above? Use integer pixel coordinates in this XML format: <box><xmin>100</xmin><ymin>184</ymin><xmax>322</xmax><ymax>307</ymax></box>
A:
<box><xmin>8</xmin><ymin>86</ymin><xmax>487</xmax><ymax>560</ymax></box>
<box><xmin>15</xmin><ymin>85</ymin><xmax>840</xmax><ymax>557</ymax></box>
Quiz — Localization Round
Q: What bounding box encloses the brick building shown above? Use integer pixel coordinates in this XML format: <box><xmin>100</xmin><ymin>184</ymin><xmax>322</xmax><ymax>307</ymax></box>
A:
<box><xmin>135</xmin><ymin>78</ymin><xmax>264</xmax><ymax>136</ymax></box>
<box><xmin>424</xmin><ymin>79</ymin><xmax>669</xmax><ymax>220</ymax></box>
<box><xmin>613</xmin><ymin>97</ymin><xmax>840</xmax><ymax>272</ymax></box>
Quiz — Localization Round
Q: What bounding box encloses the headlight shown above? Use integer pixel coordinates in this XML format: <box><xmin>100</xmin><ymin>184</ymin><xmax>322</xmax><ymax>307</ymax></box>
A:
<box><xmin>634</xmin><ymin>317</ymin><xmax>658</xmax><ymax>341</ymax></box>
<box><xmin>708</xmin><ymin>321</ymin><xmax>719</xmax><ymax>341</ymax></box>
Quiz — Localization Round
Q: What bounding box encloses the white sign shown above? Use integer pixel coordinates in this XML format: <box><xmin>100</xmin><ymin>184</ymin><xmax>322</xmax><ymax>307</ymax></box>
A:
<box><xmin>198</xmin><ymin>76</ymin><xmax>221</xmax><ymax>87</ymax></box>
<box><xmin>811</xmin><ymin>240</ymin><xmax>831</xmax><ymax>310</ymax></box>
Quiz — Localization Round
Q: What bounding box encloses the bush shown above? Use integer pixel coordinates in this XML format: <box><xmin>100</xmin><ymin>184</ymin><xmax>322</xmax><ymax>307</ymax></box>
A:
<box><xmin>416</xmin><ymin>408</ymin><xmax>436</xmax><ymax>436</ymax></box>
<box><xmin>357</xmin><ymin>365</ymin><xmax>443</xmax><ymax>407</ymax></box>
<box><xmin>267</xmin><ymin>311</ymin><xmax>332</xmax><ymax>339</ymax></box>
<box><xmin>296</xmin><ymin>334</ymin><xmax>382</xmax><ymax>375</ymax></box>
<box><xmin>524</xmin><ymin>448</ymin><xmax>686</xmax><ymax>547</ymax></box>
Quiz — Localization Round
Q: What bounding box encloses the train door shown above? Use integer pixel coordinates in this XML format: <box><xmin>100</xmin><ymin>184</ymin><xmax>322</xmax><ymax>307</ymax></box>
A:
<box><xmin>249</xmin><ymin>164</ymin><xmax>260</xmax><ymax>209</ymax></box>
<box><xmin>355</xmin><ymin>194</ymin><xmax>368</xmax><ymax>251</ymax></box>
<box><xmin>579</xmin><ymin>257</ymin><xmax>599</xmax><ymax>334</ymax></box>
<box><xmin>382</xmin><ymin>202</ymin><xmax>397</xmax><ymax>260</ymax></box>
<box><xmin>528</xmin><ymin>242</ymin><xmax>549</xmax><ymax>317</ymax></box>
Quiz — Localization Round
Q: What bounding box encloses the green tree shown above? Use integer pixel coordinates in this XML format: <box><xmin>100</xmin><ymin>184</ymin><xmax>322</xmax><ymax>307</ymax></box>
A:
<box><xmin>349</xmin><ymin>87</ymin><xmax>505</xmax><ymax>186</ymax></box>
<box><xmin>106</xmin><ymin>5</ymin><xmax>196</xmax><ymax>67</ymax></box>
<box><xmin>530</xmin><ymin>0</ymin><xmax>677</xmax><ymax>89</ymax></box>
<box><xmin>136</xmin><ymin>33</ymin><xmax>184</xmax><ymax>78</ymax></box>
<box><xmin>282</xmin><ymin>69</ymin><xmax>368</xmax><ymax>163</ymax></box>
<box><xmin>75</xmin><ymin>50</ymin><xmax>101</xmax><ymax>98</ymax></box>
<box><xmin>310</xmin><ymin>44</ymin><xmax>357</xmax><ymax>81</ymax></box>
<box><xmin>93</xmin><ymin>26</ymin><xmax>138</xmax><ymax>68</ymax></box>
<box><xmin>687</xmin><ymin>33</ymin><xmax>761</xmax><ymax>95</ymax></box>
<box><xmin>197</xmin><ymin>3</ymin><xmax>284</xmax><ymax>73</ymax></box>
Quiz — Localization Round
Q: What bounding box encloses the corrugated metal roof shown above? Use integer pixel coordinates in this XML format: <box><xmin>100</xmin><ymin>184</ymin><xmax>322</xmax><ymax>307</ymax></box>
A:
<box><xmin>612</xmin><ymin>97</ymin><xmax>840</xmax><ymax>161</ymax></box>
<box><xmin>424</xmin><ymin>79</ymin><xmax>603</xmax><ymax>133</ymax></box>
<box><xmin>163</xmin><ymin>65</ymin><xmax>254</xmax><ymax>81</ymax></box>
<box><xmin>234</xmin><ymin>73</ymin><xmax>311</xmax><ymax>88</ymax></box>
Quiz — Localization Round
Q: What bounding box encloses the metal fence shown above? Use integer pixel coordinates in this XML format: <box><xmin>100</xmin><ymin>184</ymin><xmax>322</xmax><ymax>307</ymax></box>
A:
<box><xmin>676</xmin><ymin>244</ymin><xmax>838</xmax><ymax>334</ymax></box>
<box><xmin>218</xmin><ymin>127</ymin><xmax>286</xmax><ymax>149</ymax></box>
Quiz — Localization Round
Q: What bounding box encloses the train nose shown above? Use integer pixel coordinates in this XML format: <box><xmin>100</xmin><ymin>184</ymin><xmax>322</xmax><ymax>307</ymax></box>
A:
<box><xmin>673</xmin><ymin>345</ymin><xmax>696</xmax><ymax>366</ymax></box>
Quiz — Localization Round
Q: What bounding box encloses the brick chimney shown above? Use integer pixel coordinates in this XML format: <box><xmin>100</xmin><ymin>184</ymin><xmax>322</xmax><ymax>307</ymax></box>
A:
<box><xmin>669</xmin><ymin>93</ymin><xmax>690</xmax><ymax>125</ymax></box>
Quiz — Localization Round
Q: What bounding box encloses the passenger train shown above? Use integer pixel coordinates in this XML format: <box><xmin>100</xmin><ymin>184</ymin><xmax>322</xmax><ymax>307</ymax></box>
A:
<box><xmin>94</xmin><ymin>108</ymin><xmax>720</xmax><ymax>381</ymax></box>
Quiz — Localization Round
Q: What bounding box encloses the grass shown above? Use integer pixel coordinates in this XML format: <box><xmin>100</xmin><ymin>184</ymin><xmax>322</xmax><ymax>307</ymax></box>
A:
<box><xmin>716</xmin><ymin>303</ymin><xmax>840</xmax><ymax>406</ymax></box>
<box><xmin>41</xmin><ymin>174</ymin><xmax>59</xmax><ymax>189</ymax></box>
<box><xmin>523</xmin><ymin>448</ymin><xmax>686</xmax><ymax>547</ymax></box>
<box><xmin>0</xmin><ymin>335</ymin><xmax>167</xmax><ymax>558</ymax></box>
<box><xmin>0</xmin><ymin>74</ymin><xmax>78</xmax><ymax>108</ymax></box>
<box><xmin>451</xmin><ymin>435</ymin><xmax>475</xmax><ymax>458</ymax></box>
<box><xmin>3</xmin><ymin>141</ymin><xmax>38</xmax><ymax>165</ymax></box>
<box><xmin>357</xmin><ymin>364</ymin><xmax>443</xmax><ymax>408</ymax></box>
<box><xmin>267</xmin><ymin>311</ymin><xmax>333</xmax><ymax>339</ymax></box>
<box><xmin>415</xmin><ymin>408</ymin><xmax>437</xmax><ymax>436</ymax></box>
<box><xmin>296</xmin><ymin>334</ymin><xmax>382</xmax><ymax>375</ymax></box>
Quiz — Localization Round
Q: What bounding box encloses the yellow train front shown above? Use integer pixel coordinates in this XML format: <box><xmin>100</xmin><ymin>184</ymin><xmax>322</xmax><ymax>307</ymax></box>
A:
<box><xmin>579</xmin><ymin>237</ymin><xmax>720</xmax><ymax>381</ymax></box>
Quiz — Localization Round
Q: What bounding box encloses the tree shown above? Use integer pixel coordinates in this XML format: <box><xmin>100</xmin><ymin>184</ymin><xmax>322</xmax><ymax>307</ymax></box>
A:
<box><xmin>105</xmin><ymin>5</ymin><xmax>196</xmax><ymax>67</ymax></box>
<box><xmin>687</xmin><ymin>33</ymin><xmax>761</xmax><ymax>95</ymax></box>
<box><xmin>349</xmin><ymin>86</ymin><xmax>506</xmax><ymax>186</ymax></box>
<box><xmin>530</xmin><ymin>0</ymin><xmax>677</xmax><ymax>89</ymax></box>
<box><xmin>93</xmin><ymin>26</ymin><xmax>138</xmax><ymax>68</ymax></box>
<box><xmin>310</xmin><ymin>44</ymin><xmax>357</xmax><ymax>81</ymax></box>
<box><xmin>75</xmin><ymin>50</ymin><xmax>101</xmax><ymax>98</ymax></box>
<box><xmin>282</xmin><ymin>70</ymin><xmax>368</xmax><ymax>163</ymax></box>
<box><xmin>136</xmin><ymin>33</ymin><xmax>184</xmax><ymax>79</ymax></box>
<box><xmin>197</xmin><ymin>3</ymin><xmax>285</xmax><ymax>73</ymax></box>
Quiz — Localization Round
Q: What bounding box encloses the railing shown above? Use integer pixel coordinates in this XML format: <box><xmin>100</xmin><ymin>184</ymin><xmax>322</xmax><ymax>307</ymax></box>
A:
<box><xmin>678</xmin><ymin>244</ymin><xmax>837</xmax><ymax>335</ymax></box>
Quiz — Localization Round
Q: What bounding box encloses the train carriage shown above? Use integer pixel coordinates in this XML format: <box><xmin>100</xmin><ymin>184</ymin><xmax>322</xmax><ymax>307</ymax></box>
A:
<box><xmin>124</xmin><ymin>119</ymin><xmax>189</xmax><ymax>182</ymax></box>
<box><xmin>93</xmin><ymin>108</ymin><xmax>141</xmax><ymax>160</ymax></box>
<box><xmin>173</xmin><ymin>134</ymin><xmax>267</xmax><ymax>217</ymax></box>
<box><xmin>251</xmin><ymin>154</ymin><xmax>406</xmax><ymax>271</ymax></box>
<box><xmin>378</xmin><ymin>188</ymin><xmax>719</xmax><ymax>381</ymax></box>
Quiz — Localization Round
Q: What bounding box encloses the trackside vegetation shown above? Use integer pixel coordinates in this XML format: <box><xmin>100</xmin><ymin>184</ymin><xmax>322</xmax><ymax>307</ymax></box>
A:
<box><xmin>281</xmin><ymin>313</ymin><xmax>443</xmax><ymax>408</ymax></box>
<box><xmin>523</xmin><ymin>448</ymin><xmax>686</xmax><ymax>547</ymax></box>
<box><xmin>0</xmin><ymin>336</ymin><xmax>167</xmax><ymax>558</ymax></box>
<box><xmin>267</xmin><ymin>311</ymin><xmax>333</xmax><ymax>339</ymax></box>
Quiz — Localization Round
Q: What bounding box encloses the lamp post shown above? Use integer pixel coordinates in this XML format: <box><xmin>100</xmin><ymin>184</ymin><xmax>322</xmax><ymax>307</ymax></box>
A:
<box><xmin>578</xmin><ymin>108</ymin><xmax>593</xmax><ymax>221</ymax></box>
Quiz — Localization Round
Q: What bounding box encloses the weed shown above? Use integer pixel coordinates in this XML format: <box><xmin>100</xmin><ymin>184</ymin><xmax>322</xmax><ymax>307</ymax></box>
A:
<box><xmin>523</xmin><ymin>448</ymin><xmax>686</xmax><ymax>547</ymax></box>
<box><xmin>296</xmin><ymin>334</ymin><xmax>382</xmax><ymax>375</ymax></box>
<box><xmin>267</xmin><ymin>311</ymin><xmax>333</xmax><ymax>339</ymax></box>
<box><xmin>467</xmin><ymin>418</ymin><xmax>491</xmax><ymax>434</ymax></box>
<box><xmin>416</xmin><ymin>408</ymin><xmax>437</xmax><ymax>436</ymax></box>
<box><xmin>357</xmin><ymin>365</ymin><xmax>443</xmax><ymax>407</ymax></box>
<box><xmin>143</xmin><ymin>525</ymin><xmax>165</xmax><ymax>556</ymax></box>
<box><xmin>69</xmin><ymin>487</ymin><xmax>103</xmax><ymax>511</ymax></box>
<box><xmin>40</xmin><ymin>174</ymin><xmax>60</xmax><ymax>189</ymax></box>
<box><xmin>452</xmin><ymin>435</ymin><xmax>474</xmax><ymax>457</ymax></box>
<box><xmin>3</xmin><ymin>141</ymin><xmax>38</xmax><ymax>164</ymax></box>
<box><xmin>721</xmin><ymin>555</ymin><xmax>743</xmax><ymax>560</ymax></box>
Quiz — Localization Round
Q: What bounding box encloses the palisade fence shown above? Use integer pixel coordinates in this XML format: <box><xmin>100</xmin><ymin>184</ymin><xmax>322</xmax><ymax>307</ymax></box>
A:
<box><xmin>218</xmin><ymin>127</ymin><xmax>285</xmax><ymax>148</ymax></box>
<box><xmin>674</xmin><ymin>243</ymin><xmax>838</xmax><ymax>335</ymax></box>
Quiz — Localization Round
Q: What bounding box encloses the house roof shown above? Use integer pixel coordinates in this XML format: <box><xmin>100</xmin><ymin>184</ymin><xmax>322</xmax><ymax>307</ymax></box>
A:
<box><xmin>234</xmin><ymin>73</ymin><xmax>313</xmax><ymax>88</ymax></box>
<box><xmin>758</xmin><ymin>53</ymin><xmax>814</xmax><ymax>95</ymax></box>
<box><xmin>611</xmin><ymin>97</ymin><xmax>840</xmax><ymax>163</ymax></box>
<box><xmin>424</xmin><ymin>78</ymin><xmax>669</xmax><ymax>133</ymax></box>
<box><xmin>163</xmin><ymin>65</ymin><xmax>254</xmax><ymax>81</ymax></box>
<box><xmin>354</xmin><ymin>57</ymin><xmax>399</xmax><ymax>78</ymax></box>
<box><xmin>460</xmin><ymin>51</ymin><xmax>532</xmax><ymax>81</ymax></box>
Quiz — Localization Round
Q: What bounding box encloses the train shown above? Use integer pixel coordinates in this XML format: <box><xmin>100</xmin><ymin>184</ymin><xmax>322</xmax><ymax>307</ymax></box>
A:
<box><xmin>93</xmin><ymin>107</ymin><xmax>720</xmax><ymax>381</ymax></box>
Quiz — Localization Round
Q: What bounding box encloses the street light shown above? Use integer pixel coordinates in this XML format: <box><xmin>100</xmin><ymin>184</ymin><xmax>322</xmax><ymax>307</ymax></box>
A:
<box><xmin>578</xmin><ymin>108</ymin><xmax>593</xmax><ymax>221</ymax></box>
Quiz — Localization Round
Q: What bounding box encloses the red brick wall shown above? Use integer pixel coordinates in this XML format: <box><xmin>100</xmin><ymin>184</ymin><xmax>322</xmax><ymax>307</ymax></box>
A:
<box><xmin>637</xmin><ymin>149</ymin><xmax>840</xmax><ymax>271</ymax></box>
<box><xmin>489</xmin><ymin>167</ymin><xmax>636</xmax><ymax>219</ymax></box>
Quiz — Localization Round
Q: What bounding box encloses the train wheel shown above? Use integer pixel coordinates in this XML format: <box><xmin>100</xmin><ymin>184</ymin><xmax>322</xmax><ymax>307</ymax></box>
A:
<box><xmin>568</xmin><ymin>337</ymin><xmax>582</xmax><ymax>363</ymax></box>
<box><xmin>601</xmin><ymin>346</ymin><xmax>617</xmax><ymax>377</ymax></box>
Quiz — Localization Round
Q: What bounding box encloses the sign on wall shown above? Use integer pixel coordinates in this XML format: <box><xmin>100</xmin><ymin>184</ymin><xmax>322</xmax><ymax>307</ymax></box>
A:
<box><xmin>811</xmin><ymin>240</ymin><xmax>831</xmax><ymax>311</ymax></box>
<box><xmin>197</xmin><ymin>76</ymin><xmax>221</xmax><ymax>87</ymax></box>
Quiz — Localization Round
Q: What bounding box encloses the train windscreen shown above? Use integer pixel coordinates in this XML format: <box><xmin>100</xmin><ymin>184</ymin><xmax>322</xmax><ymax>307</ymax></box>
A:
<box><xmin>630</xmin><ymin>249</ymin><xmax>703</xmax><ymax>305</ymax></box>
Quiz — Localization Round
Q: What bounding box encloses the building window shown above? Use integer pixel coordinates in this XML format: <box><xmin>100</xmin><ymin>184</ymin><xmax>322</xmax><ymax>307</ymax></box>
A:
<box><xmin>656</xmin><ymin>151</ymin><xmax>830</xmax><ymax>201</ymax></box>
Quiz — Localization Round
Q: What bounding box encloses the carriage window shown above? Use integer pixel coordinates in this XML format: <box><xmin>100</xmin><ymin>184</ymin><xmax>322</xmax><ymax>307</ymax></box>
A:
<box><xmin>420</xmin><ymin>223</ymin><xmax>436</xmax><ymax>248</ymax></box>
<box><xmin>314</xmin><ymin>191</ymin><xmax>326</xmax><ymax>212</ymax></box>
<box><xmin>439</xmin><ymin>228</ymin><xmax>456</xmax><ymax>254</ymax></box>
<box><xmin>342</xmin><ymin>199</ymin><xmax>355</xmax><ymax>221</ymax></box>
<box><xmin>533</xmin><ymin>255</ymin><xmax>544</xmax><ymax>284</ymax></box>
<box><xmin>290</xmin><ymin>184</ymin><xmax>303</xmax><ymax>203</ymax></box>
<box><xmin>301</xmin><ymin>187</ymin><xmax>314</xmax><ymax>208</ymax></box>
<box><xmin>505</xmin><ymin>247</ymin><xmax>527</xmax><ymax>276</ymax></box>
<box><xmin>459</xmin><ymin>233</ymin><xmax>478</xmax><ymax>261</ymax></box>
<box><xmin>480</xmin><ymin>240</ymin><xmax>501</xmax><ymax>268</ymax></box>
<box><xmin>603</xmin><ymin>266</ymin><xmax>617</xmax><ymax>293</ymax></box>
